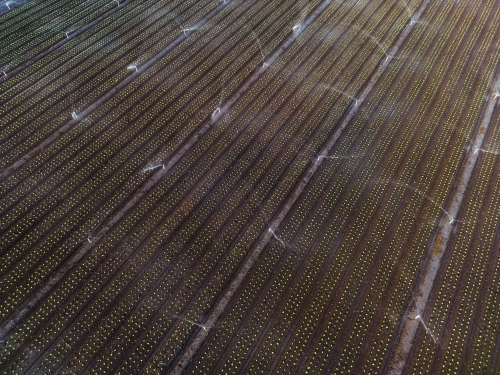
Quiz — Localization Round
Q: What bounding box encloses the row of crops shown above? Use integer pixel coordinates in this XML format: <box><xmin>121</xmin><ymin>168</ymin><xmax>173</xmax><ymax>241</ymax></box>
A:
<box><xmin>1</xmin><ymin>0</ymin><xmax>500</xmax><ymax>373</ymax></box>
<box><xmin>184</xmin><ymin>0</ymin><xmax>500</xmax><ymax>371</ymax></box>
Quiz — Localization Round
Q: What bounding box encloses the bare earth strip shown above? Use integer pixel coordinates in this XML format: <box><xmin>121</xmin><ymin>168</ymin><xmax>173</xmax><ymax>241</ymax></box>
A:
<box><xmin>169</xmin><ymin>0</ymin><xmax>433</xmax><ymax>372</ymax></box>
<box><xmin>388</xmin><ymin>63</ymin><xmax>500</xmax><ymax>375</ymax></box>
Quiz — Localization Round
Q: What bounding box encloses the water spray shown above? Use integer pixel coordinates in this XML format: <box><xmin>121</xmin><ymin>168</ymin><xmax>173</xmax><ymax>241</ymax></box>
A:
<box><xmin>413</xmin><ymin>312</ymin><xmax>438</xmax><ymax>345</ymax></box>
<box><xmin>268</xmin><ymin>224</ymin><xmax>286</xmax><ymax>248</ymax></box>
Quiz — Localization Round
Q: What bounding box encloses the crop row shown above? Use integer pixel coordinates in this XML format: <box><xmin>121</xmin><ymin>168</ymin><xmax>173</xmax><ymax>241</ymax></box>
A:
<box><xmin>0</xmin><ymin>0</ymin><xmax>180</xmax><ymax>105</ymax></box>
<box><xmin>0</xmin><ymin>0</ymin><xmax>115</xmax><ymax>71</ymax></box>
<box><xmin>341</xmin><ymin>0</ymin><xmax>500</xmax><ymax>372</ymax></box>
<box><xmin>2</xmin><ymin>0</ymin><xmax>499</xmax><ymax>373</ymax></box>
<box><xmin>0</xmin><ymin>0</ymin><xmax>290</xmax><ymax>326</ymax></box>
<box><xmin>140</xmin><ymin>0</ymin><xmax>434</xmax><ymax>374</ymax></box>
<box><xmin>184</xmin><ymin>0</ymin><xmax>500</xmax><ymax>373</ymax></box>
<box><xmin>0</xmin><ymin>0</ymin><xmax>138</xmax><ymax>98</ymax></box>
<box><xmin>1</xmin><ymin>0</ymin><xmax>346</xmax><ymax>368</ymax></box>
<box><xmin>0</xmin><ymin>0</ymin><xmax>402</xmax><ymax>372</ymax></box>
<box><xmin>409</xmin><ymin>69</ymin><xmax>500</xmax><ymax>373</ymax></box>
<box><xmin>0</xmin><ymin>0</ymin><xmax>81</xmax><ymax>48</ymax></box>
<box><xmin>0</xmin><ymin>0</ymin><xmax>61</xmax><ymax>40</ymax></box>
<box><xmin>71</xmin><ymin>0</ymin><xmax>422</xmax><ymax>372</ymax></box>
<box><xmin>0</xmin><ymin>0</ymin><xmax>266</xmax><ymax>262</ymax></box>
<box><xmin>382</xmin><ymin>0</ymin><xmax>500</xmax><ymax>372</ymax></box>
<box><xmin>0</xmin><ymin>0</ymin><xmax>296</xmax><ymax>326</ymax></box>
<box><xmin>182</xmin><ymin>0</ymin><xmax>427</xmax><ymax>369</ymax></box>
<box><xmin>184</xmin><ymin>0</ymin><xmax>426</xmax><ymax>371</ymax></box>
<box><xmin>3</xmin><ymin>0</ymin><xmax>223</xmax><ymax>234</ymax></box>
<box><xmin>0</xmin><ymin>0</ymin><xmax>215</xmax><ymax>160</ymax></box>
<box><xmin>466</xmin><ymin>106</ymin><xmax>500</xmax><ymax>374</ymax></box>
<box><xmin>336</xmin><ymin>0</ymin><xmax>499</xmax><ymax>372</ymax></box>
<box><xmin>342</xmin><ymin>0</ymin><xmax>493</xmax><ymax>369</ymax></box>
<box><xmin>0</xmin><ymin>0</ymin><xmax>326</xmax><ymax>370</ymax></box>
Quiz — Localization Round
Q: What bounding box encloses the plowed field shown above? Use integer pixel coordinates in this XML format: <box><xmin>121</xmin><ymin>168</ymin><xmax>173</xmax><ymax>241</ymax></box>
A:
<box><xmin>1</xmin><ymin>0</ymin><xmax>500</xmax><ymax>373</ymax></box>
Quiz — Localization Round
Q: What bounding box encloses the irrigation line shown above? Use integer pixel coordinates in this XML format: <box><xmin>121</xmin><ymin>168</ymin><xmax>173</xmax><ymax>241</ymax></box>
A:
<box><xmin>168</xmin><ymin>0</ymin><xmax>433</xmax><ymax>372</ymax></box>
<box><xmin>0</xmin><ymin>1</ymin><xmax>229</xmax><ymax>184</ymax></box>
<box><xmin>388</xmin><ymin>59</ymin><xmax>500</xmax><ymax>375</ymax></box>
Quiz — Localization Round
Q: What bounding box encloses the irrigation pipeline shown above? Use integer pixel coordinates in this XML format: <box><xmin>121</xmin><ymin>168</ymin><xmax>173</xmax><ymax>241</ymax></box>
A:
<box><xmin>169</xmin><ymin>0</ymin><xmax>434</xmax><ymax>373</ymax></box>
<box><xmin>387</xmin><ymin>61</ymin><xmax>500</xmax><ymax>375</ymax></box>
<box><xmin>0</xmin><ymin>0</ymin><xmax>228</xmax><ymax>184</ymax></box>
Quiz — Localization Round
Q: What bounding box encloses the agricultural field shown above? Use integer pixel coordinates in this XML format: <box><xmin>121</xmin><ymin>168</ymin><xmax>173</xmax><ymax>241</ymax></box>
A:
<box><xmin>1</xmin><ymin>0</ymin><xmax>500</xmax><ymax>373</ymax></box>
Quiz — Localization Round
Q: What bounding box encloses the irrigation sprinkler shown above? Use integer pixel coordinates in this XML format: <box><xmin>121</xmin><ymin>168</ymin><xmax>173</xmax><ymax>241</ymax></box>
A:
<box><xmin>185</xmin><ymin>319</ymin><xmax>212</xmax><ymax>331</ymax></box>
<box><xmin>413</xmin><ymin>312</ymin><xmax>438</xmax><ymax>345</ymax></box>
<box><xmin>127</xmin><ymin>65</ymin><xmax>138</xmax><ymax>72</ymax></box>
<box><xmin>317</xmin><ymin>154</ymin><xmax>343</xmax><ymax>160</ymax></box>
<box><xmin>5</xmin><ymin>1</ymin><xmax>11</xmax><ymax>9</ymax></box>
<box><xmin>292</xmin><ymin>0</ymin><xmax>308</xmax><ymax>35</ymax></box>
<box><xmin>169</xmin><ymin>14</ymin><xmax>196</xmax><ymax>37</ymax></box>
<box><xmin>398</xmin><ymin>0</ymin><xmax>421</xmax><ymax>25</ymax></box>
<box><xmin>409</xmin><ymin>17</ymin><xmax>420</xmax><ymax>25</ymax></box>
<box><xmin>173</xmin><ymin>315</ymin><xmax>213</xmax><ymax>331</ymax></box>
<box><xmin>141</xmin><ymin>164</ymin><xmax>165</xmax><ymax>173</ymax></box>
<box><xmin>85</xmin><ymin>218</ymin><xmax>105</xmax><ymax>245</ymax></box>
<box><xmin>268</xmin><ymin>224</ymin><xmax>286</xmax><ymax>249</ymax></box>
<box><xmin>474</xmin><ymin>148</ymin><xmax>499</xmax><ymax>155</ymax></box>
<box><xmin>211</xmin><ymin>80</ymin><xmax>226</xmax><ymax>120</ymax></box>
<box><xmin>316</xmin><ymin>153</ymin><xmax>363</xmax><ymax>161</ymax></box>
<box><xmin>181</xmin><ymin>27</ymin><xmax>198</xmax><ymax>36</ymax></box>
